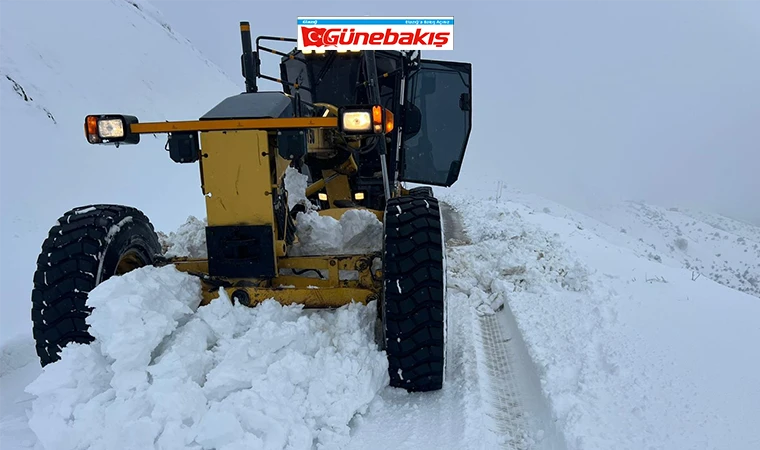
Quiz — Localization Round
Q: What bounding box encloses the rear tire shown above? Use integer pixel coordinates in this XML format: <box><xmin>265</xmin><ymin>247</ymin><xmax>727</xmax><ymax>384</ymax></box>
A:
<box><xmin>383</xmin><ymin>195</ymin><xmax>445</xmax><ymax>392</ymax></box>
<box><xmin>31</xmin><ymin>205</ymin><xmax>161</xmax><ymax>366</ymax></box>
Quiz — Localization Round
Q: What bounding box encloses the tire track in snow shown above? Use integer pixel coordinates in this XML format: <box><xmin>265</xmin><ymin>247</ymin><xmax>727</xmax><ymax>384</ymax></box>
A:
<box><xmin>347</xmin><ymin>204</ymin><xmax>491</xmax><ymax>450</ymax></box>
<box><xmin>473</xmin><ymin>311</ymin><xmax>529</xmax><ymax>447</ymax></box>
<box><xmin>493</xmin><ymin>302</ymin><xmax>568</xmax><ymax>450</ymax></box>
<box><xmin>443</xmin><ymin>203</ymin><xmax>567</xmax><ymax>450</ymax></box>
<box><xmin>346</xmin><ymin>285</ymin><xmax>476</xmax><ymax>450</ymax></box>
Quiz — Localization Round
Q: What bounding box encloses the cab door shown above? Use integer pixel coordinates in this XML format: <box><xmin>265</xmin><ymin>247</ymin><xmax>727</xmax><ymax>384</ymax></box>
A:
<box><xmin>399</xmin><ymin>59</ymin><xmax>472</xmax><ymax>187</ymax></box>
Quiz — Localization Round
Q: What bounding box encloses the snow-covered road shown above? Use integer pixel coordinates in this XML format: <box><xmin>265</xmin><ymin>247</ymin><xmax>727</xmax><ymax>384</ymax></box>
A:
<box><xmin>347</xmin><ymin>203</ymin><xmax>559</xmax><ymax>450</ymax></box>
<box><xmin>0</xmin><ymin>204</ymin><xmax>548</xmax><ymax>450</ymax></box>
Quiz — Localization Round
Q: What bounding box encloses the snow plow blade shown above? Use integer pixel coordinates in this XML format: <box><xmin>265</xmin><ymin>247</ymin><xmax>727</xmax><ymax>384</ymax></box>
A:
<box><xmin>164</xmin><ymin>254</ymin><xmax>382</xmax><ymax>307</ymax></box>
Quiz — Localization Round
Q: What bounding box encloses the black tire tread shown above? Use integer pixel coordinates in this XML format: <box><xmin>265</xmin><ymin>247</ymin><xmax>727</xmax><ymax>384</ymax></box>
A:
<box><xmin>383</xmin><ymin>195</ymin><xmax>445</xmax><ymax>391</ymax></box>
<box><xmin>408</xmin><ymin>186</ymin><xmax>434</xmax><ymax>198</ymax></box>
<box><xmin>31</xmin><ymin>204</ymin><xmax>159</xmax><ymax>366</ymax></box>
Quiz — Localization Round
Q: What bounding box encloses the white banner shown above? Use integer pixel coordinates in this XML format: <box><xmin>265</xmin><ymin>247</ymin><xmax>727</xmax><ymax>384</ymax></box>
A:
<box><xmin>297</xmin><ymin>17</ymin><xmax>454</xmax><ymax>51</ymax></box>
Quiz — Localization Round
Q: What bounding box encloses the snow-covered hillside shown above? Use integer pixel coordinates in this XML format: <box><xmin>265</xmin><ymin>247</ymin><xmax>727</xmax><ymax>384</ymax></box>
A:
<box><xmin>590</xmin><ymin>202</ymin><xmax>760</xmax><ymax>297</ymax></box>
<box><xmin>0</xmin><ymin>0</ymin><xmax>240</xmax><ymax>343</ymax></box>
<box><xmin>463</xmin><ymin>184</ymin><xmax>760</xmax><ymax>299</ymax></box>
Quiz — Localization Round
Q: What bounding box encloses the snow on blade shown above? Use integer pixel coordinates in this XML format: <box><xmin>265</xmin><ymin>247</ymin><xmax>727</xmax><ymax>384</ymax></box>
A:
<box><xmin>156</xmin><ymin>209</ymin><xmax>382</xmax><ymax>259</ymax></box>
<box><xmin>24</xmin><ymin>265</ymin><xmax>389</xmax><ymax>450</ymax></box>
<box><xmin>159</xmin><ymin>215</ymin><xmax>208</xmax><ymax>258</ymax></box>
<box><xmin>289</xmin><ymin>209</ymin><xmax>383</xmax><ymax>256</ymax></box>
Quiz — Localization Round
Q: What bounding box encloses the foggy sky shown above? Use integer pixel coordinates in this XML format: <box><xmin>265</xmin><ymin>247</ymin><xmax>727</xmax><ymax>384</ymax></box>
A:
<box><xmin>154</xmin><ymin>0</ymin><xmax>760</xmax><ymax>224</ymax></box>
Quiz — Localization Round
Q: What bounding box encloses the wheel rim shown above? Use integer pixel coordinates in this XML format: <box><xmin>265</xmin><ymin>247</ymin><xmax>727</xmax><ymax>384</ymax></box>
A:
<box><xmin>115</xmin><ymin>249</ymin><xmax>146</xmax><ymax>276</ymax></box>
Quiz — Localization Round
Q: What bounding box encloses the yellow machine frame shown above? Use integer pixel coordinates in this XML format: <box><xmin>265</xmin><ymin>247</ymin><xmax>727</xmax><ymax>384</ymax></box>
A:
<box><xmin>127</xmin><ymin>116</ymin><xmax>384</xmax><ymax>308</ymax></box>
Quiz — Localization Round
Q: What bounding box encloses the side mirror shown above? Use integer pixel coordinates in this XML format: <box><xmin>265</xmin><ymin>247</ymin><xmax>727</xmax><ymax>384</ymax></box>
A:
<box><xmin>403</xmin><ymin>103</ymin><xmax>422</xmax><ymax>138</ymax></box>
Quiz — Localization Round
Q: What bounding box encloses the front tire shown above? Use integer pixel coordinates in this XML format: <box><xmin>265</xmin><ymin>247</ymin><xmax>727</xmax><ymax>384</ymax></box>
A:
<box><xmin>31</xmin><ymin>205</ymin><xmax>161</xmax><ymax>366</ymax></box>
<box><xmin>383</xmin><ymin>195</ymin><xmax>445</xmax><ymax>392</ymax></box>
<box><xmin>408</xmin><ymin>186</ymin><xmax>434</xmax><ymax>198</ymax></box>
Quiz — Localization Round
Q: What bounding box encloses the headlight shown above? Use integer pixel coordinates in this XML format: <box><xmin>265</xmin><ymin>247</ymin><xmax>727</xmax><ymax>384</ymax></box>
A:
<box><xmin>338</xmin><ymin>106</ymin><xmax>394</xmax><ymax>136</ymax></box>
<box><xmin>84</xmin><ymin>114</ymin><xmax>140</xmax><ymax>145</ymax></box>
<box><xmin>97</xmin><ymin>119</ymin><xmax>125</xmax><ymax>139</ymax></box>
<box><xmin>341</xmin><ymin>111</ymin><xmax>372</xmax><ymax>132</ymax></box>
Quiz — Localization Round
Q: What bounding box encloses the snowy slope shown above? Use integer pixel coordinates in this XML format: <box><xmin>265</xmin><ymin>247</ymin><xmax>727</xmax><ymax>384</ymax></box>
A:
<box><xmin>439</xmin><ymin>189</ymin><xmax>760</xmax><ymax>450</ymax></box>
<box><xmin>0</xmin><ymin>0</ymin><xmax>240</xmax><ymax>343</ymax></box>
<box><xmin>590</xmin><ymin>202</ymin><xmax>760</xmax><ymax>297</ymax></box>
<box><xmin>459</xmin><ymin>183</ymin><xmax>759</xmax><ymax>299</ymax></box>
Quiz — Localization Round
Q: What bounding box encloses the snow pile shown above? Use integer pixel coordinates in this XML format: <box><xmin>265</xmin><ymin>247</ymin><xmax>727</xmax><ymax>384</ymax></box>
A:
<box><xmin>442</xmin><ymin>190</ymin><xmax>760</xmax><ymax>450</ymax></box>
<box><xmin>281</xmin><ymin>166</ymin><xmax>384</xmax><ymax>255</ymax></box>
<box><xmin>25</xmin><ymin>265</ymin><xmax>388</xmax><ymax>450</ymax></box>
<box><xmin>159</xmin><ymin>216</ymin><xmax>208</xmax><ymax>258</ymax></box>
<box><xmin>289</xmin><ymin>210</ymin><xmax>383</xmax><ymax>256</ymax></box>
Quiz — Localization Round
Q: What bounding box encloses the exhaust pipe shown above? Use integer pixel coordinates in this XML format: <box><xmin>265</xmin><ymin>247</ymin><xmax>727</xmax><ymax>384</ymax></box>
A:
<box><xmin>240</xmin><ymin>21</ymin><xmax>259</xmax><ymax>93</ymax></box>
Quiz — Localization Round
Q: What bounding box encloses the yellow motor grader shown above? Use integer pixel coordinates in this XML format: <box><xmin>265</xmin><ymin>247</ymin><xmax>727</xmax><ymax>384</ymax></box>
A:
<box><xmin>31</xmin><ymin>22</ymin><xmax>472</xmax><ymax>392</ymax></box>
